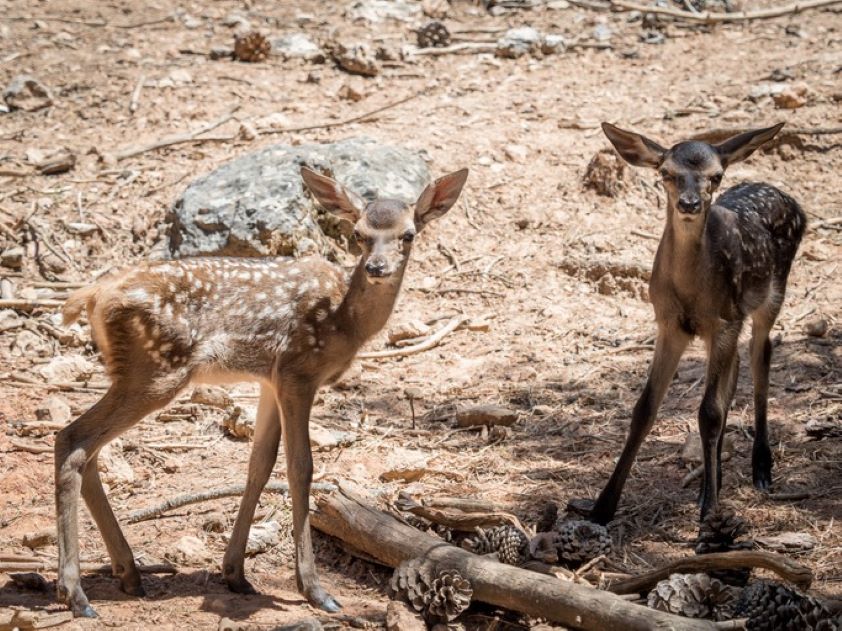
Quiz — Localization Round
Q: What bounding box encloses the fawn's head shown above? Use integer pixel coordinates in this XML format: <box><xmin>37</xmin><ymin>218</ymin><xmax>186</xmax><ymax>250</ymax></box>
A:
<box><xmin>601</xmin><ymin>122</ymin><xmax>784</xmax><ymax>225</ymax></box>
<box><xmin>301</xmin><ymin>167</ymin><xmax>469</xmax><ymax>283</ymax></box>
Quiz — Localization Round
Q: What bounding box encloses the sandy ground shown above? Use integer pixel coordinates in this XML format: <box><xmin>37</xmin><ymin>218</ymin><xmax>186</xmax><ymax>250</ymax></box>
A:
<box><xmin>0</xmin><ymin>0</ymin><xmax>840</xmax><ymax>629</ymax></box>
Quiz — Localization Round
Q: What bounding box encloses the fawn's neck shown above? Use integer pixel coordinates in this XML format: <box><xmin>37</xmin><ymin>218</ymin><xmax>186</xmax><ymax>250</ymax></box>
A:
<box><xmin>336</xmin><ymin>258</ymin><xmax>407</xmax><ymax>343</ymax></box>
<box><xmin>659</xmin><ymin>200</ymin><xmax>708</xmax><ymax>292</ymax></box>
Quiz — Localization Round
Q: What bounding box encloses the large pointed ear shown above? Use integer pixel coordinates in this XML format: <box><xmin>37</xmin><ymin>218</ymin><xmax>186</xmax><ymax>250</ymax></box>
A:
<box><xmin>601</xmin><ymin>122</ymin><xmax>667</xmax><ymax>168</ymax></box>
<box><xmin>414</xmin><ymin>168</ymin><xmax>469</xmax><ymax>231</ymax></box>
<box><xmin>714</xmin><ymin>123</ymin><xmax>784</xmax><ymax>167</ymax></box>
<box><xmin>300</xmin><ymin>167</ymin><xmax>364</xmax><ymax>224</ymax></box>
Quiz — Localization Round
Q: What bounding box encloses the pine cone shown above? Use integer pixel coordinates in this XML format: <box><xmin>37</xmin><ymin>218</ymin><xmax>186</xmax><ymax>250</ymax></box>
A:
<box><xmin>647</xmin><ymin>573</ymin><xmax>738</xmax><ymax>620</ymax></box>
<box><xmin>390</xmin><ymin>557</ymin><xmax>436</xmax><ymax>613</ymax></box>
<box><xmin>233</xmin><ymin>32</ymin><xmax>271</xmax><ymax>62</ymax></box>
<box><xmin>462</xmin><ymin>525</ymin><xmax>528</xmax><ymax>565</ymax></box>
<box><xmin>695</xmin><ymin>507</ymin><xmax>753</xmax><ymax>586</ymax></box>
<box><xmin>734</xmin><ymin>580</ymin><xmax>839</xmax><ymax>631</ymax></box>
<box><xmin>425</xmin><ymin>569</ymin><xmax>473</xmax><ymax>623</ymax></box>
<box><xmin>554</xmin><ymin>520</ymin><xmax>612</xmax><ymax>567</ymax></box>
<box><xmin>390</xmin><ymin>559</ymin><xmax>472</xmax><ymax>623</ymax></box>
<box><xmin>417</xmin><ymin>21</ymin><xmax>451</xmax><ymax>48</ymax></box>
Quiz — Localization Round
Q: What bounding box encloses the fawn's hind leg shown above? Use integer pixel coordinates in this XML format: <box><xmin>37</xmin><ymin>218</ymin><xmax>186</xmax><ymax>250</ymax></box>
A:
<box><xmin>749</xmin><ymin>306</ymin><xmax>780</xmax><ymax>491</ymax></box>
<box><xmin>55</xmin><ymin>380</ymin><xmax>182</xmax><ymax>617</ymax></box>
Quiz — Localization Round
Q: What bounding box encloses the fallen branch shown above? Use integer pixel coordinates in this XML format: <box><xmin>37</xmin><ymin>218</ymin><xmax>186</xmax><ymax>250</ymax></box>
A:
<box><xmin>258</xmin><ymin>91</ymin><xmax>423</xmax><ymax>136</ymax></box>
<box><xmin>8</xmin><ymin>438</ymin><xmax>53</xmax><ymax>454</ymax></box>
<box><xmin>608</xmin><ymin>0</ymin><xmax>842</xmax><ymax>23</ymax></box>
<box><xmin>410</xmin><ymin>42</ymin><xmax>497</xmax><ymax>56</ymax></box>
<box><xmin>126</xmin><ymin>480</ymin><xmax>337</xmax><ymax>523</ymax></box>
<box><xmin>312</xmin><ymin>483</ymin><xmax>717</xmax><ymax>630</ymax></box>
<box><xmin>0</xmin><ymin>557</ymin><xmax>175</xmax><ymax>574</ymax></box>
<box><xmin>690</xmin><ymin>126</ymin><xmax>842</xmax><ymax>145</ymax></box>
<box><xmin>606</xmin><ymin>550</ymin><xmax>813</xmax><ymax>595</ymax></box>
<box><xmin>396</xmin><ymin>493</ymin><xmax>525</xmax><ymax>532</ymax></box>
<box><xmin>358</xmin><ymin>315</ymin><xmax>468</xmax><ymax>359</ymax></box>
<box><xmin>0</xmin><ymin>298</ymin><xmax>63</xmax><ymax>311</ymax></box>
<box><xmin>113</xmin><ymin>106</ymin><xmax>240</xmax><ymax>161</ymax></box>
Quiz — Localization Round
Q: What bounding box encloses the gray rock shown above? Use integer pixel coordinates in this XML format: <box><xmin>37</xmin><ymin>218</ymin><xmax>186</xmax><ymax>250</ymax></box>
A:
<box><xmin>168</xmin><ymin>137</ymin><xmax>430</xmax><ymax>258</ymax></box>
<box><xmin>496</xmin><ymin>27</ymin><xmax>542</xmax><ymax>59</ymax></box>
<box><xmin>346</xmin><ymin>0</ymin><xmax>420</xmax><ymax>23</ymax></box>
<box><xmin>272</xmin><ymin>33</ymin><xmax>325</xmax><ymax>62</ymax></box>
<box><xmin>4</xmin><ymin>75</ymin><xmax>52</xmax><ymax>112</ymax></box>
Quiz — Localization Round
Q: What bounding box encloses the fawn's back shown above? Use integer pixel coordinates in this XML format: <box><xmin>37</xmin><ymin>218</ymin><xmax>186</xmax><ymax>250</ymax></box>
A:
<box><xmin>64</xmin><ymin>256</ymin><xmax>348</xmax><ymax>389</ymax></box>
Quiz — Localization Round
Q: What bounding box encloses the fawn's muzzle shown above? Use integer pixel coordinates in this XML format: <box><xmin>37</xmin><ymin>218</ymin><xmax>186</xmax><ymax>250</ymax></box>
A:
<box><xmin>677</xmin><ymin>195</ymin><xmax>702</xmax><ymax>214</ymax></box>
<box><xmin>365</xmin><ymin>260</ymin><xmax>389</xmax><ymax>277</ymax></box>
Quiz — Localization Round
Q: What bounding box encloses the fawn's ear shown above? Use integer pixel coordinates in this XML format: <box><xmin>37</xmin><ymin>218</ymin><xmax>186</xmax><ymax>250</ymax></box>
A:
<box><xmin>601</xmin><ymin>122</ymin><xmax>666</xmax><ymax>168</ymax></box>
<box><xmin>715</xmin><ymin>123</ymin><xmax>784</xmax><ymax>167</ymax></box>
<box><xmin>301</xmin><ymin>167</ymin><xmax>364</xmax><ymax>223</ymax></box>
<box><xmin>414</xmin><ymin>168</ymin><xmax>469</xmax><ymax>231</ymax></box>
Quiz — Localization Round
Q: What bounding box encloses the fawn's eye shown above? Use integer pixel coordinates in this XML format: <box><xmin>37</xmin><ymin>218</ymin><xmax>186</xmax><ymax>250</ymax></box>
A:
<box><xmin>401</xmin><ymin>231</ymin><xmax>415</xmax><ymax>243</ymax></box>
<box><xmin>660</xmin><ymin>170</ymin><xmax>675</xmax><ymax>182</ymax></box>
<box><xmin>711</xmin><ymin>173</ymin><xmax>723</xmax><ymax>186</ymax></box>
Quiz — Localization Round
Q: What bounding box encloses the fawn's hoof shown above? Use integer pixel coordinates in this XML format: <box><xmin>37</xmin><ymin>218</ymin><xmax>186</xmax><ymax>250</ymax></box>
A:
<box><xmin>118</xmin><ymin>571</ymin><xmax>145</xmax><ymax>597</ymax></box>
<box><xmin>226</xmin><ymin>576</ymin><xmax>258</xmax><ymax>595</ymax></box>
<box><xmin>753</xmin><ymin>470</ymin><xmax>772</xmax><ymax>491</ymax></box>
<box><xmin>74</xmin><ymin>604</ymin><xmax>98</xmax><ymax>619</ymax></box>
<box><xmin>567</xmin><ymin>498</ymin><xmax>613</xmax><ymax>525</ymax></box>
<box><xmin>307</xmin><ymin>586</ymin><xmax>341</xmax><ymax>613</ymax></box>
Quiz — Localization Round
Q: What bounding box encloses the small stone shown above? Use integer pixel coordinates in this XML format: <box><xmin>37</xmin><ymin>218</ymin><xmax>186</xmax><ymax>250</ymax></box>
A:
<box><xmin>22</xmin><ymin>527</ymin><xmax>57</xmax><ymax>550</ymax></box>
<box><xmin>246</xmin><ymin>520</ymin><xmax>281</xmax><ymax>555</ymax></box>
<box><xmin>309</xmin><ymin>424</ymin><xmax>357</xmax><ymax>451</ymax></box>
<box><xmin>35</xmin><ymin>394</ymin><xmax>72</xmax><ymax>424</ymax></box>
<box><xmin>338</xmin><ymin>79</ymin><xmax>366</xmax><ymax>102</ymax></box>
<box><xmin>592</xmin><ymin>23</ymin><xmax>613</xmax><ymax>41</ymax></box>
<box><xmin>1</xmin><ymin>246</ymin><xmax>24</xmax><ymax>270</ymax></box>
<box><xmin>804</xmin><ymin>317</ymin><xmax>828</xmax><ymax>338</ymax></box>
<box><xmin>773</xmin><ymin>82</ymin><xmax>809</xmax><ymax>109</ymax></box>
<box><xmin>272</xmin><ymin>33</ymin><xmax>325</xmax><ymax>62</ymax></box>
<box><xmin>35</xmin><ymin>148</ymin><xmax>75</xmax><ymax>175</ymax></box>
<box><xmin>503</xmin><ymin>144</ymin><xmax>528</xmax><ymax>163</ymax></box>
<box><xmin>191</xmin><ymin>385</ymin><xmax>233</xmax><ymax>409</ymax></box>
<box><xmin>331</xmin><ymin>42</ymin><xmax>379</xmax><ymax>76</ymax></box>
<box><xmin>541</xmin><ymin>33</ymin><xmax>566</xmax><ymax>55</ymax></box>
<box><xmin>496</xmin><ymin>27</ymin><xmax>542</xmax><ymax>59</ymax></box>
<box><xmin>455</xmin><ymin>405</ymin><xmax>518</xmax><ymax>428</ymax></box>
<box><xmin>210</xmin><ymin>46</ymin><xmax>234</xmax><ymax>60</ymax></box>
<box><xmin>422</xmin><ymin>0</ymin><xmax>450</xmax><ymax>19</ymax></box>
<box><xmin>167</xmin><ymin>535</ymin><xmax>211</xmax><ymax>565</ymax></box>
<box><xmin>4</xmin><ymin>75</ymin><xmax>53</xmax><ymax>111</ymax></box>
<box><xmin>583</xmin><ymin>148</ymin><xmax>626</xmax><ymax>197</ymax></box>
<box><xmin>98</xmin><ymin>439</ymin><xmax>135</xmax><ymax>486</ymax></box>
<box><xmin>238</xmin><ymin>122</ymin><xmax>259</xmax><ymax>141</ymax></box>
<box><xmin>38</xmin><ymin>354</ymin><xmax>95</xmax><ymax>384</ymax></box>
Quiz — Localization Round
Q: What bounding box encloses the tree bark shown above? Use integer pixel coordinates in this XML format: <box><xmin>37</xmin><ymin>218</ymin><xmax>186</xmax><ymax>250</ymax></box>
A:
<box><xmin>311</xmin><ymin>483</ymin><xmax>717</xmax><ymax>631</ymax></box>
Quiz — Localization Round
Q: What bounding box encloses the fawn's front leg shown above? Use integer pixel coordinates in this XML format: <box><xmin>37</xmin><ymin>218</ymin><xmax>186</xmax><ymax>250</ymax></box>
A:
<box><xmin>578</xmin><ymin>323</ymin><xmax>690</xmax><ymax>525</ymax></box>
<box><xmin>223</xmin><ymin>384</ymin><xmax>282</xmax><ymax>593</ymax></box>
<box><xmin>277</xmin><ymin>379</ymin><xmax>341</xmax><ymax>612</ymax></box>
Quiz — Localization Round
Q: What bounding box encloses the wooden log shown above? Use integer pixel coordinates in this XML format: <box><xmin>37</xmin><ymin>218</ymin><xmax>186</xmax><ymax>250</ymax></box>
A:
<box><xmin>311</xmin><ymin>483</ymin><xmax>717</xmax><ymax>631</ymax></box>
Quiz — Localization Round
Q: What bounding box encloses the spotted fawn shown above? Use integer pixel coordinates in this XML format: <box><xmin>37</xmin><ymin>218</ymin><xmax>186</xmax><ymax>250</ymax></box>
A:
<box><xmin>55</xmin><ymin>166</ymin><xmax>469</xmax><ymax>617</ymax></box>
<box><xmin>572</xmin><ymin>123</ymin><xmax>805</xmax><ymax>524</ymax></box>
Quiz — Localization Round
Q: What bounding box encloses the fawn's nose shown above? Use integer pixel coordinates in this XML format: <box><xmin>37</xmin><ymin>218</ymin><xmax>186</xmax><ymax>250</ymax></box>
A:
<box><xmin>365</xmin><ymin>259</ymin><xmax>388</xmax><ymax>277</ymax></box>
<box><xmin>677</xmin><ymin>195</ymin><xmax>702</xmax><ymax>214</ymax></box>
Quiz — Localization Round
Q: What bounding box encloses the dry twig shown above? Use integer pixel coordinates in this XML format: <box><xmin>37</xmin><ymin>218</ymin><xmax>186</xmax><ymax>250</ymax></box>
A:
<box><xmin>358</xmin><ymin>315</ymin><xmax>469</xmax><ymax>359</ymax></box>
<box><xmin>126</xmin><ymin>480</ymin><xmax>337</xmax><ymax>523</ymax></box>
<box><xmin>607</xmin><ymin>0</ymin><xmax>842</xmax><ymax>22</ymax></box>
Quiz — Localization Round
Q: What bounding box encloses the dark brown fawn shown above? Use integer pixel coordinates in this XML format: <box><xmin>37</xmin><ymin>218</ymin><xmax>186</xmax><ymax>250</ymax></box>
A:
<box><xmin>55</xmin><ymin>166</ymin><xmax>469</xmax><ymax>617</ymax></box>
<box><xmin>572</xmin><ymin>123</ymin><xmax>805</xmax><ymax>525</ymax></box>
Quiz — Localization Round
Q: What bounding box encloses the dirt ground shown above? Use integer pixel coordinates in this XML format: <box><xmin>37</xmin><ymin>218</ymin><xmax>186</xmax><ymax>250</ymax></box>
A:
<box><xmin>0</xmin><ymin>0</ymin><xmax>840</xmax><ymax>629</ymax></box>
